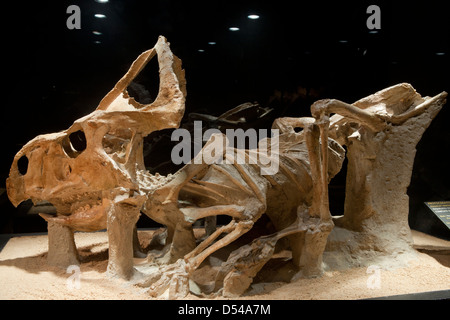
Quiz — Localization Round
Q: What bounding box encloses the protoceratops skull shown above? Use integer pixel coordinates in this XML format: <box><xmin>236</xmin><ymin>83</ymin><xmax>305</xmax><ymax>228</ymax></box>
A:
<box><xmin>6</xmin><ymin>36</ymin><xmax>186</xmax><ymax>277</ymax></box>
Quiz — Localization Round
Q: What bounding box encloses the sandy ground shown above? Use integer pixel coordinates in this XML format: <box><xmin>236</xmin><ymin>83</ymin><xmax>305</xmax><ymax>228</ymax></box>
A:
<box><xmin>0</xmin><ymin>229</ymin><xmax>449</xmax><ymax>300</ymax></box>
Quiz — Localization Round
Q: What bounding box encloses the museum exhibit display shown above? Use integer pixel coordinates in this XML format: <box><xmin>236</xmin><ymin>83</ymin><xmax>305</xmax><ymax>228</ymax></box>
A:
<box><xmin>0</xmin><ymin>1</ymin><xmax>449</xmax><ymax>301</ymax></box>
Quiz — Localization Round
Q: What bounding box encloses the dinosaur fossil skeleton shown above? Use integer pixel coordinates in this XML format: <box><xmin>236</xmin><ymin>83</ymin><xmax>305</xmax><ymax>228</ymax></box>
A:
<box><xmin>6</xmin><ymin>37</ymin><xmax>447</xmax><ymax>298</ymax></box>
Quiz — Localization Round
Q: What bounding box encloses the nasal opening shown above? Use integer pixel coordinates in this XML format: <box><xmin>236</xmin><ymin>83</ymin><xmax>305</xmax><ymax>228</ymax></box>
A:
<box><xmin>17</xmin><ymin>155</ymin><xmax>29</xmax><ymax>176</ymax></box>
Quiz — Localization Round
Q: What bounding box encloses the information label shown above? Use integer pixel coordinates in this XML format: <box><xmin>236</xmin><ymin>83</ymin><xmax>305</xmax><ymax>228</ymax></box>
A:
<box><xmin>425</xmin><ymin>201</ymin><xmax>450</xmax><ymax>230</ymax></box>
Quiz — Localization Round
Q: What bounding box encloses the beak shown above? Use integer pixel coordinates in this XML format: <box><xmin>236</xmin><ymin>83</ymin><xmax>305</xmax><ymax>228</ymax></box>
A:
<box><xmin>6</xmin><ymin>176</ymin><xmax>28</xmax><ymax>207</ymax></box>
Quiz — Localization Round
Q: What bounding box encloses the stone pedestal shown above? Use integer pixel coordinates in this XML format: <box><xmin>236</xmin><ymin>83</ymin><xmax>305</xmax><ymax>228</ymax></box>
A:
<box><xmin>47</xmin><ymin>221</ymin><xmax>79</xmax><ymax>268</ymax></box>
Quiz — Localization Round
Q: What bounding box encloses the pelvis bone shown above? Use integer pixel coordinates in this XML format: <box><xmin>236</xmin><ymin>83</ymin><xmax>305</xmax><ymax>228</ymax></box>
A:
<box><xmin>6</xmin><ymin>36</ymin><xmax>186</xmax><ymax>277</ymax></box>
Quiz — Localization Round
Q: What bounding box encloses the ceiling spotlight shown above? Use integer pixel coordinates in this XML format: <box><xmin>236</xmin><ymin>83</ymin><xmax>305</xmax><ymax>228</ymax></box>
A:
<box><xmin>198</xmin><ymin>49</ymin><xmax>205</xmax><ymax>53</ymax></box>
<box><xmin>95</xmin><ymin>0</ymin><xmax>109</xmax><ymax>3</ymax></box>
<box><xmin>229</xmin><ymin>27</ymin><xmax>240</xmax><ymax>31</ymax></box>
<box><xmin>436</xmin><ymin>52</ymin><xmax>445</xmax><ymax>56</ymax></box>
<box><xmin>94</xmin><ymin>41</ymin><xmax>101</xmax><ymax>44</ymax></box>
<box><xmin>92</xmin><ymin>31</ymin><xmax>102</xmax><ymax>35</ymax></box>
<box><xmin>248</xmin><ymin>14</ymin><xmax>260</xmax><ymax>20</ymax></box>
<box><xmin>339</xmin><ymin>40</ymin><xmax>348</xmax><ymax>44</ymax></box>
<box><xmin>208</xmin><ymin>42</ymin><xmax>216</xmax><ymax>45</ymax></box>
<box><xmin>94</xmin><ymin>13</ymin><xmax>106</xmax><ymax>18</ymax></box>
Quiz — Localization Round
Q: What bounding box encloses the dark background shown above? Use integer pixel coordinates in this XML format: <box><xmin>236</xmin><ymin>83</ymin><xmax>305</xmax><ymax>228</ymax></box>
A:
<box><xmin>0</xmin><ymin>0</ymin><xmax>449</xmax><ymax>238</ymax></box>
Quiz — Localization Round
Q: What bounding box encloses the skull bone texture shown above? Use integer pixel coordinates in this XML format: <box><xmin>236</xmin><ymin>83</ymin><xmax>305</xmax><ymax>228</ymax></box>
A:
<box><xmin>6</xmin><ymin>36</ymin><xmax>186</xmax><ymax>232</ymax></box>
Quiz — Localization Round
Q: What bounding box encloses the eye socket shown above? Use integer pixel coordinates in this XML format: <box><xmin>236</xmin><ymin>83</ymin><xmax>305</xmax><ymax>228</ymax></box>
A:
<box><xmin>62</xmin><ymin>130</ymin><xmax>87</xmax><ymax>158</ymax></box>
<box><xmin>69</xmin><ymin>130</ymin><xmax>87</xmax><ymax>152</ymax></box>
<box><xmin>17</xmin><ymin>155</ymin><xmax>29</xmax><ymax>175</ymax></box>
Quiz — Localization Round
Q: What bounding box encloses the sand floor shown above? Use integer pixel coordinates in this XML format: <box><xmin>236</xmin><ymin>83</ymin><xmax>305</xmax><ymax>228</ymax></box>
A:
<box><xmin>0</xmin><ymin>229</ymin><xmax>449</xmax><ymax>300</ymax></box>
